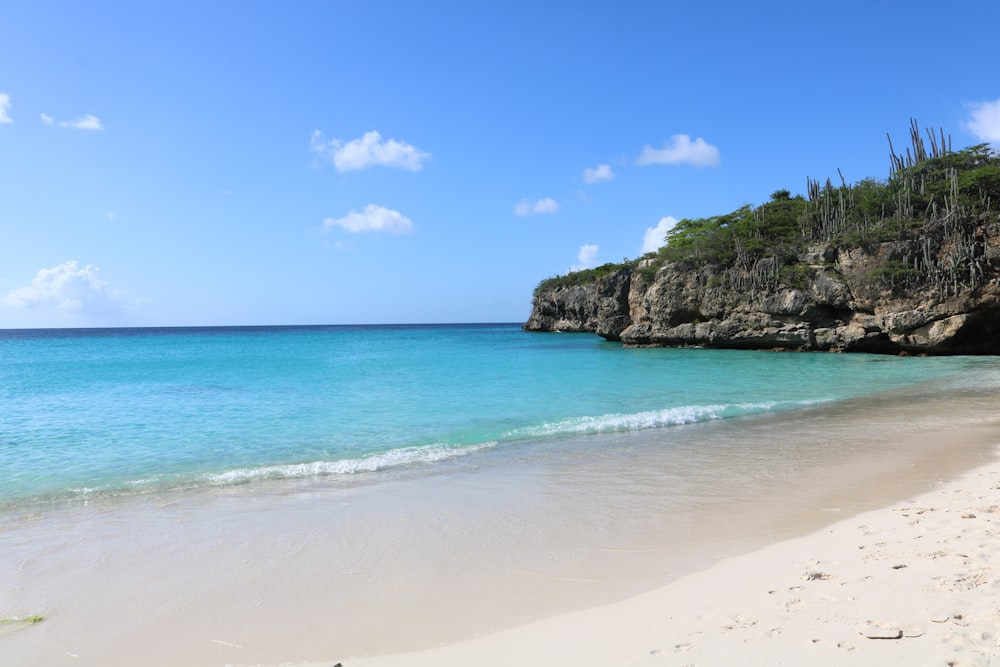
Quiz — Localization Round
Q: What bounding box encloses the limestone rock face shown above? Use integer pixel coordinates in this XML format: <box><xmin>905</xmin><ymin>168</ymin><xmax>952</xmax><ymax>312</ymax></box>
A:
<box><xmin>523</xmin><ymin>243</ymin><xmax>1000</xmax><ymax>355</ymax></box>
<box><xmin>522</xmin><ymin>269</ymin><xmax>633</xmax><ymax>341</ymax></box>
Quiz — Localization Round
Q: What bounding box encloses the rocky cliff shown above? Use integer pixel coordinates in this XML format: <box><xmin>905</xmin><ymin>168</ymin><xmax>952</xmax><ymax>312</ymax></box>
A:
<box><xmin>524</xmin><ymin>238</ymin><xmax>1000</xmax><ymax>354</ymax></box>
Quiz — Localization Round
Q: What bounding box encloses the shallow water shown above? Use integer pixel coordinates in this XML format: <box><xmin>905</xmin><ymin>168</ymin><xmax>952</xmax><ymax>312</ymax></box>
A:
<box><xmin>3</xmin><ymin>323</ymin><xmax>996</xmax><ymax>507</ymax></box>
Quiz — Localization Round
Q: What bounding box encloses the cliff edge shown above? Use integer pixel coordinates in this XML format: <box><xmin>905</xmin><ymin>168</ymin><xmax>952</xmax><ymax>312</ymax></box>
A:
<box><xmin>524</xmin><ymin>238</ymin><xmax>1000</xmax><ymax>355</ymax></box>
<box><xmin>525</xmin><ymin>124</ymin><xmax>1000</xmax><ymax>354</ymax></box>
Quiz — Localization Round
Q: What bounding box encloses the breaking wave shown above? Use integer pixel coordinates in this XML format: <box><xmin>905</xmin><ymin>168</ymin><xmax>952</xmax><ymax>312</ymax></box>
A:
<box><xmin>203</xmin><ymin>441</ymin><xmax>499</xmax><ymax>485</ymax></box>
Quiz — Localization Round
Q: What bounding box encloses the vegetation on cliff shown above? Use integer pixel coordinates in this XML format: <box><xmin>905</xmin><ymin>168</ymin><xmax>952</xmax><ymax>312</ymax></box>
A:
<box><xmin>535</xmin><ymin>120</ymin><xmax>1000</xmax><ymax>297</ymax></box>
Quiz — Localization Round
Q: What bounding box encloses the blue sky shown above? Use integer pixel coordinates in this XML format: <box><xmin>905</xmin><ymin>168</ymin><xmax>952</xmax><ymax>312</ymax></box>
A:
<box><xmin>1</xmin><ymin>1</ymin><xmax>999</xmax><ymax>328</ymax></box>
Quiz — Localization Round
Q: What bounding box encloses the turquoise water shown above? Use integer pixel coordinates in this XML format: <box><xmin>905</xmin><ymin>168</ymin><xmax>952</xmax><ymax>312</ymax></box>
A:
<box><xmin>1</xmin><ymin>323</ymin><xmax>997</xmax><ymax>506</ymax></box>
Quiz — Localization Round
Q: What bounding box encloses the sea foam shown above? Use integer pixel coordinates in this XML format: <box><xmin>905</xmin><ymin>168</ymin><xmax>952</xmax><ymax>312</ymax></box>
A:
<box><xmin>515</xmin><ymin>400</ymin><xmax>821</xmax><ymax>439</ymax></box>
<box><xmin>204</xmin><ymin>442</ymin><xmax>499</xmax><ymax>485</ymax></box>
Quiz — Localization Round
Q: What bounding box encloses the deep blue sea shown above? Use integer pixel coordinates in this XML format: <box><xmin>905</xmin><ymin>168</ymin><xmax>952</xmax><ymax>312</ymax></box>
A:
<box><xmin>2</xmin><ymin>323</ymin><xmax>998</xmax><ymax>507</ymax></box>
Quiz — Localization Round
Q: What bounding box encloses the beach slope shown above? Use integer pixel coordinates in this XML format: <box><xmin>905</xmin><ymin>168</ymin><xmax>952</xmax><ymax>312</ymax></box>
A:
<box><xmin>345</xmin><ymin>453</ymin><xmax>1000</xmax><ymax>667</ymax></box>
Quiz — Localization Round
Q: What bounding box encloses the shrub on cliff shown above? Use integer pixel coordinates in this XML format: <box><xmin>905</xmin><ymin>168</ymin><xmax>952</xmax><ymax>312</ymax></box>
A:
<box><xmin>536</xmin><ymin>121</ymin><xmax>1000</xmax><ymax>298</ymax></box>
<box><xmin>534</xmin><ymin>261</ymin><xmax>637</xmax><ymax>295</ymax></box>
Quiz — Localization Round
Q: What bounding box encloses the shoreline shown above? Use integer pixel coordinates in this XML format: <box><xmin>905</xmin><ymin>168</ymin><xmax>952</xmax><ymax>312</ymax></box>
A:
<box><xmin>342</xmin><ymin>446</ymin><xmax>1000</xmax><ymax>667</ymax></box>
<box><xmin>3</xmin><ymin>387</ymin><xmax>1000</xmax><ymax>666</ymax></box>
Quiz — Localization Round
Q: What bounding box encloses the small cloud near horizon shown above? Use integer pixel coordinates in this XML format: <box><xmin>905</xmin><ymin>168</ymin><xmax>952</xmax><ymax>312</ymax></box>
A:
<box><xmin>641</xmin><ymin>216</ymin><xmax>678</xmax><ymax>254</ymax></box>
<box><xmin>64</xmin><ymin>115</ymin><xmax>104</xmax><ymax>130</ymax></box>
<box><xmin>40</xmin><ymin>113</ymin><xmax>104</xmax><ymax>130</ymax></box>
<box><xmin>2</xmin><ymin>261</ymin><xmax>142</xmax><ymax>315</ymax></box>
<box><xmin>583</xmin><ymin>163</ymin><xmax>615</xmax><ymax>184</ymax></box>
<box><xmin>965</xmin><ymin>99</ymin><xmax>1000</xmax><ymax>144</ymax></box>
<box><xmin>323</xmin><ymin>204</ymin><xmax>414</xmax><ymax>234</ymax></box>
<box><xmin>311</xmin><ymin>130</ymin><xmax>431</xmax><ymax>172</ymax></box>
<box><xmin>637</xmin><ymin>134</ymin><xmax>720</xmax><ymax>167</ymax></box>
<box><xmin>514</xmin><ymin>197</ymin><xmax>559</xmax><ymax>216</ymax></box>
<box><xmin>0</xmin><ymin>93</ymin><xmax>13</xmax><ymax>124</ymax></box>
<box><xmin>571</xmin><ymin>244</ymin><xmax>599</xmax><ymax>271</ymax></box>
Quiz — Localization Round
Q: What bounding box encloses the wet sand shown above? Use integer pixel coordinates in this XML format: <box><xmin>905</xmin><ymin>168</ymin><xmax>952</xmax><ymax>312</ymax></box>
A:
<box><xmin>2</xmin><ymin>382</ymin><xmax>999</xmax><ymax>666</ymax></box>
<box><xmin>346</xmin><ymin>450</ymin><xmax>1000</xmax><ymax>667</ymax></box>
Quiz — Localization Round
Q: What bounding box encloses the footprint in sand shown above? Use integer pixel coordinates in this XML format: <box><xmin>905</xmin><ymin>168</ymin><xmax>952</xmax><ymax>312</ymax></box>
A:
<box><xmin>811</xmin><ymin>638</ymin><xmax>857</xmax><ymax>650</ymax></box>
<box><xmin>719</xmin><ymin>615</ymin><xmax>758</xmax><ymax>631</ymax></box>
<box><xmin>787</xmin><ymin>585</ymin><xmax>804</xmax><ymax>592</ymax></box>
<box><xmin>934</xmin><ymin>571</ymin><xmax>990</xmax><ymax>592</ymax></box>
<box><xmin>766</xmin><ymin>585</ymin><xmax>806</xmax><ymax>611</ymax></box>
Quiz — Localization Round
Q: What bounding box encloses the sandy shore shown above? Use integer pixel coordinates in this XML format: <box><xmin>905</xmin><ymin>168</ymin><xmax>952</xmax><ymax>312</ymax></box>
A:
<box><xmin>4</xmin><ymin>389</ymin><xmax>999</xmax><ymax>667</ymax></box>
<box><xmin>343</xmin><ymin>450</ymin><xmax>1000</xmax><ymax>667</ymax></box>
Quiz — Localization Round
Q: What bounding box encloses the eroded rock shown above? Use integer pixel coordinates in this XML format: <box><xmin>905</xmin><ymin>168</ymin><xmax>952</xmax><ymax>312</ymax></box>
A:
<box><xmin>523</xmin><ymin>244</ymin><xmax>1000</xmax><ymax>355</ymax></box>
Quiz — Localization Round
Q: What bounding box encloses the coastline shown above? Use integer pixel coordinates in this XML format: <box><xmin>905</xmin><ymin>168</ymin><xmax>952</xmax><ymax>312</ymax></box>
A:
<box><xmin>343</xmin><ymin>446</ymin><xmax>1000</xmax><ymax>667</ymax></box>
<box><xmin>3</xmin><ymin>382</ymin><xmax>1000</xmax><ymax>667</ymax></box>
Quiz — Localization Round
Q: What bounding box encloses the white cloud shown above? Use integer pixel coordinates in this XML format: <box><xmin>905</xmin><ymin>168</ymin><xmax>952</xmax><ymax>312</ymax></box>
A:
<box><xmin>61</xmin><ymin>114</ymin><xmax>103</xmax><ymax>130</ymax></box>
<box><xmin>311</xmin><ymin>130</ymin><xmax>430</xmax><ymax>172</ymax></box>
<box><xmin>583</xmin><ymin>163</ymin><xmax>615</xmax><ymax>184</ymax></box>
<box><xmin>965</xmin><ymin>99</ymin><xmax>1000</xmax><ymax>143</ymax></box>
<box><xmin>572</xmin><ymin>244</ymin><xmax>599</xmax><ymax>271</ymax></box>
<box><xmin>514</xmin><ymin>197</ymin><xmax>559</xmax><ymax>216</ymax></box>
<box><xmin>641</xmin><ymin>216</ymin><xmax>678</xmax><ymax>254</ymax></box>
<box><xmin>637</xmin><ymin>134</ymin><xmax>720</xmax><ymax>167</ymax></box>
<box><xmin>323</xmin><ymin>204</ymin><xmax>414</xmax><ymax>234</ymax></box>
<box><xmin>2</xmin><ymin>261</ymin><xmax>138</xmax><ymax>314</ymax></box>
<box><xmin>42</xmin><ymin>113</ymin><xmax>104</xmax><ymax>130</ymax></box>
<box><xmin>0</xmin><ymin>93</ymin><xmax>12</xmax><ymax>124</ymax></box>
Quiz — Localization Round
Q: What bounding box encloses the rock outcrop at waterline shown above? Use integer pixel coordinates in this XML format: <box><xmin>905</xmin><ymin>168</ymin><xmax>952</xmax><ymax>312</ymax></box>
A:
<box><xmin>523</xmin><ymin>239</ymin><xmax>1000</xmax><ymax>355</ymax></box>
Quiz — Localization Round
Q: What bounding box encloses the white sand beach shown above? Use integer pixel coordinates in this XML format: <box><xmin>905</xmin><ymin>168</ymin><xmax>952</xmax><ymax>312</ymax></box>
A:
<box><xmin>344</xmin><ymin>449</ymin><xmax>1000</xmax><ymax>667</ymax></box>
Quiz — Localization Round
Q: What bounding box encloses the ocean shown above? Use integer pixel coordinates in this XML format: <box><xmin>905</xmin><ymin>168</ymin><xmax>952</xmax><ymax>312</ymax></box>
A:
<box><xmin>3</xmin><ymin>322</ymin><xmax>999</xmax><ymax>508</ymax></box>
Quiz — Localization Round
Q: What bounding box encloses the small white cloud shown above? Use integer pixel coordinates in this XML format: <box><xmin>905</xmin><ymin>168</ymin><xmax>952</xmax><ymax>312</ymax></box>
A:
<box><xmin>514</xmin><ymin>197</ymin><xmax>559</xmax><ymax>216</ymax></box>
<box><xmin>105</xmin><ymin>210</ymin><xmax>117</xmax><ymax>222</ymax></box>
<box><xmin>965</xmin><ymin>99</ymin><xmax>1000</xmax><ymax>143</ymax></box>
<box><xmin>311</xmin><ymin>129</ymin><xmax>430</xmax><ymax>172</ymax></box>
<box><xmin>323</xmin><ymin>204</ymin><xmax>414</xmax><ymax>234</ymax></box>
<box><xmin>43</xmin><ymin>112</ymin><xmax>103</xmax><ymax>130</ymax></box>
<box><xmin>61</xmin><ymin>114</ymin><xmax>103</xmax><ymax>131</ymax></box>
<box><xmin>641</xmin><ymin>216</ymin><xmax>678</xmax><ymax>254</ymax></box>
<box><xmin>637</xmin><ymin>134</ymin><xmax>720</xmax><ymax>167</ymax></box>
<box><xmin>2</xmin><ymin>261</ymin><xmax>139</xmax><ymax>314</ymax></box>
<box><xmin>0</xmin><ymin>93</ymin><xmax>13</xmax><ymax>124</ymax></box>
<box><xmin>571</xmin><ymin>244</ymin><xmax>599</xmax><ymax>271</ymax></box>
<box><xmin>583</xmin><ymin>163</ymin><xmax>615</xmax><ymax>184</ymax></box>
